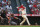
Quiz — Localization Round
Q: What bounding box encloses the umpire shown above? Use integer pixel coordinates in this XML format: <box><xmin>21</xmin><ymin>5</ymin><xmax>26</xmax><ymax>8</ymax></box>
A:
<box><xmin>1</xmin><ymin>10</ymin><xmax>8</xmax><ymax>25</ymax></box>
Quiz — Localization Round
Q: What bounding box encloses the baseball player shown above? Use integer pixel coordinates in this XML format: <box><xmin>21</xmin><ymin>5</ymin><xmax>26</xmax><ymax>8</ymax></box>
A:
<box><xmin>17</xmin><ymin>4</ymin><xmax>31</xmax><ymax>25</ymax></box>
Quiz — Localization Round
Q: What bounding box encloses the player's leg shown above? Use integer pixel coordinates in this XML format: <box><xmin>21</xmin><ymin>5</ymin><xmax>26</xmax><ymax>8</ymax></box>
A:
<box><xmin>20</xmin><ymin>17</ymin><xmax>26</xmax><ymax>25</ymax></box>
<box><xmin>25</xmin><ymin>16</ymin><xmax>31</xmax><ymax>25</ymax></box>
<box><xmin>20</xmin><ymin>18</ymin><xmax>26</xmax><ymax>25</ymax></box>
<box><xmin>11</xmin><ymin>21</ymin><xmax>17</xmax><ymax>25</ymax></box>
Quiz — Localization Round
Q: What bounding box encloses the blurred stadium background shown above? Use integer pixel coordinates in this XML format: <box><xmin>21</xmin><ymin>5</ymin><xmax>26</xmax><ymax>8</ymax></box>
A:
<box><xmin>0</xmin><ymin>0</ymin><xmax>40</xmax><ymax>27</ymax></box>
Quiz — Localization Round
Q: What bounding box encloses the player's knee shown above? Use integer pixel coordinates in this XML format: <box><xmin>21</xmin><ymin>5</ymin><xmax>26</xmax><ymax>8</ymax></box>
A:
<box><xmin>23</xmin><ymin>18</ymin><xmax>26</xmax><ymax>21</ymax></box>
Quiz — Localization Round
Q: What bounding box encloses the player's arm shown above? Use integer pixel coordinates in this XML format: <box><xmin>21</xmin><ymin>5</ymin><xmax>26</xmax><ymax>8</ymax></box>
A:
<box><xmin>0</xmin><ymin>16</ymin><xmax>3</xmax><ymax>19</ymax></box>
<box><xmin>14</xmin><ymin>17</ymin><xmax>21</xmax><ymax>21</ymax></box>
<box><xmin>0</xmin><ymin>16</ymin><xmax>4</xmax><ymax>23</ymax></box>
<box><xmin>14</xmin><ymin>17</ymin><xmax>19</xmax><ymax>19</ymax></box>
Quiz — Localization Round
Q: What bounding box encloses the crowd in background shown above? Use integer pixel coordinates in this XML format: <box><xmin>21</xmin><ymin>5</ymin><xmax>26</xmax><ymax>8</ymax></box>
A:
<box><xmin>0</xmin><ymin>0</ymin><xmax>40</xmax><ymax>25</ymax></box>
<box><xmin>28</xmin><ymin>0</ymin><xmax>40</xmax><ymax>14</ymax></box>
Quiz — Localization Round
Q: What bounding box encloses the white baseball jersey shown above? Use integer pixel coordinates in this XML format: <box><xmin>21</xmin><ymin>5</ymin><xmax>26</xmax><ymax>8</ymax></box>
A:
<box><xmin>22</xmin><ymin>7</ymin><xmax>27</xmax><ymax>18</ymax></box>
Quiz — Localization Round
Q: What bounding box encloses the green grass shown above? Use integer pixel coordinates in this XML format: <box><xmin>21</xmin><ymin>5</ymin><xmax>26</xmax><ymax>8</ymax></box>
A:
<box><xmin>0</xmin><ymin>25</ymin><xmax>40</xmax><ymax>27</ymax></box>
